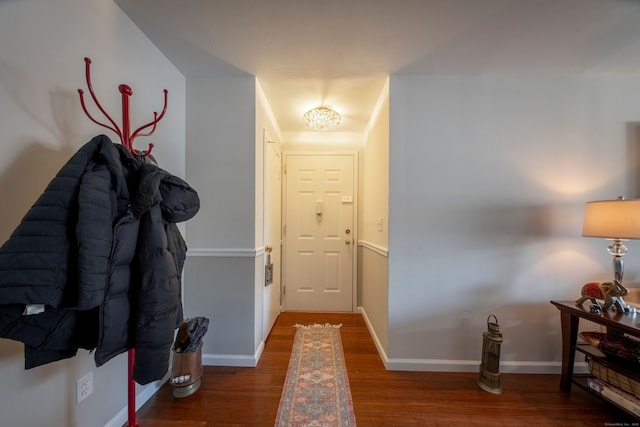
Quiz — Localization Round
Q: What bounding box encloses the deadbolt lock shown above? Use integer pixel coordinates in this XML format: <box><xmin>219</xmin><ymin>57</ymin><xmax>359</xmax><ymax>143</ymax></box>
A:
<box><xmin>345</xmin><ymin>228</ymin><xmax>351</xmax><ymax>234</ymax></box>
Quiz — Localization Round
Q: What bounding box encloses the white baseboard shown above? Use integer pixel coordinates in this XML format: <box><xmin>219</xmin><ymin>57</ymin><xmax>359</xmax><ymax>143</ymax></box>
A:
<box><xmin>201</xmin><ymin>340</ymin><xmax>265</xmax><ymax>367</ymax></box>
<box><xmin>104</xmin><ymin>379</ymin><xmax>166</xmax><ymax>427</ymax></box>
<box><xmin>382</xmin><ymin>357</ymin><xmax>568</xmax><ymax>374</ymax></box>
<box><xmin>358</xmin><ymin>306</ymin><xmax>585</xmax><ymax>375</ymax></box>
<box><xmin>358</xmin><ymin>306</ymin><xmax>390</xmax><ymax>368</ymax></box>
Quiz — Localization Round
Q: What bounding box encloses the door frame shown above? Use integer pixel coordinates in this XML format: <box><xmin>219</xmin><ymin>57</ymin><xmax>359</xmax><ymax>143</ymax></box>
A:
<box><xmin>262</xmin><ymin>129</ymin><xmax>282</xmax><ymax>339</ymax></box>
<box><xmin>281</xmin><ymin>150</ymin><xmax>359</xmax><ymax>312</ymax></box>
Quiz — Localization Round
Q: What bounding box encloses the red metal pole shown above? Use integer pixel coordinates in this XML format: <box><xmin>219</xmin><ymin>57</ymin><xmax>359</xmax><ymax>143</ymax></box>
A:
<box><xmin>127</xmin><ymin>349</ymin><xmax>138</xmax><ymax>427</ymax></box>
<box><xmin>121</xmin><ymin>81</ymin><xmax>137</xmax><ymax>426</ymax></box>
<box><xmin>119</xmin><ymin>84</ymin><xmax>133</xmax><ymax>152</ymax></box>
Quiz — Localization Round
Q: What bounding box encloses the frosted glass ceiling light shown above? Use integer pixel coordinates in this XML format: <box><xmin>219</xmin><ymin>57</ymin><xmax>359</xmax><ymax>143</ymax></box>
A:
<box><xmin>303</xmin><ymin>107</ymin><xmax>341</xmax><ymax>131</ymax></box>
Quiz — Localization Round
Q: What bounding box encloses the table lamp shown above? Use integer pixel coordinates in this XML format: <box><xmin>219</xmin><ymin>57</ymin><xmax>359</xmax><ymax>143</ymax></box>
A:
<box><xmin>582</xmin><ymin>198</ymin><xmax>640</xmax><ymax>305</ymax></box>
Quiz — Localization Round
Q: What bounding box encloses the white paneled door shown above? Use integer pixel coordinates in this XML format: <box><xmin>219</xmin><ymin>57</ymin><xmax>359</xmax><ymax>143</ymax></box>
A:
<box><xmin>283</xmin><ymin>153</ymin><xmax>356</xmax><ymax>312</ymax></box>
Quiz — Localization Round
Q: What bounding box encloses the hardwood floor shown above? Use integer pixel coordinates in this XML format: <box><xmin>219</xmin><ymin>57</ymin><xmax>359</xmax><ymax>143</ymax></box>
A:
<box><xmin>133</xmin><ymin>312</ymin><xmax>637</xmax><ymax>426</ymax></box>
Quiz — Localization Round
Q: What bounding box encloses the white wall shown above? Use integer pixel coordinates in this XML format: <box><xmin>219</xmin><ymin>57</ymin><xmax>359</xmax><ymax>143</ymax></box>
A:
<box><xmin>0</xmin><ymin>1</ymin><xmax>186</xmax><ymax>426</ymax></box>
<box><xmin>184</xmin><ymin>76</ymin><xmax>264</xmax><ymax>365</ymax></box>
<box><xmin>388</xmin><ymin>74</ymin><xmax>640</xmax><ymax>372</ymax></box>
<box><xmin>359</xmin><ymin>78</ymin><xmax>390</xmax><ymax>356</ymax></box>
<box><xmin>185</xmin><ymin>77</ymin><xmax>255</xmax><ymax>248</ymax></box>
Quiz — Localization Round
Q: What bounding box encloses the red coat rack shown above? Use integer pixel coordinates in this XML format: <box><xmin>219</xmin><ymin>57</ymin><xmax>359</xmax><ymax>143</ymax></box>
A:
<box><xmin>78</xmin><ymin>57</ymin><xmax>168</xmax><ymax>427</ymax></box>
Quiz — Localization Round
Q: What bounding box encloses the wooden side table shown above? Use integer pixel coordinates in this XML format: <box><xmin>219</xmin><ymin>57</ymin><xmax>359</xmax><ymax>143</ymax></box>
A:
<box><xmin>551</xmin><ymin>300</ymin><xmax>640</xmax><ymax>418</ymax></box>
<box><xmin>551</xmin><ymin>300</ymin><xmax>640</xmax><ymax>391</ymax></box>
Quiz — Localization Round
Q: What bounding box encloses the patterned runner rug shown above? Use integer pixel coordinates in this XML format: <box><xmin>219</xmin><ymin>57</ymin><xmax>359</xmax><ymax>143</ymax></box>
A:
<box><xmin>275</xmin><ymin>324</ymin><xmax>357</xmax><ymax>427</ymax></box>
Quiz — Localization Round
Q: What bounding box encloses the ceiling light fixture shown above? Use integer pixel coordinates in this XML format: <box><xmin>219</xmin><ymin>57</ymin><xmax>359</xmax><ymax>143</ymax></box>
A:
<box><xmin>303</xmin><ymin>107</ymin><xmax>341</xmax><ymax>131</ymax></box>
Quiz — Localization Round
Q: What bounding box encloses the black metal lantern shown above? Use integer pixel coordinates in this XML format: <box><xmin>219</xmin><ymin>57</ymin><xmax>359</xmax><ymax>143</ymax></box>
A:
<box><xmin>477</xmin><ymin>314</ymin><xmax>503</xmax><ymax>394</ymax></box>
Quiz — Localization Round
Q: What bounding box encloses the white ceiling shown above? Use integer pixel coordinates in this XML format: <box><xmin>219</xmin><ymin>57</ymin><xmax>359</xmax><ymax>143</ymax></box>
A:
<box><xmin>115</xmin><ymin>0</ymin><xmax>640</xmax><ymax>135</ymax></box>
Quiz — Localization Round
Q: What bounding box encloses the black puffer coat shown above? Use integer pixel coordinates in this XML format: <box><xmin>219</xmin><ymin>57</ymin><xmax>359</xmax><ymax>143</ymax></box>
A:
<box><xmin>0</xmin><ymin>135</ymin><xmax>199</xmax><ymax>384</ymax></box>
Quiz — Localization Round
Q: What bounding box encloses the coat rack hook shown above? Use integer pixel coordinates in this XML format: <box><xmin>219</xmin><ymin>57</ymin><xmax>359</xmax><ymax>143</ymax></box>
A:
<box><xmin>78</xmin><ymin>58</ymin><xmax>122</xmax><ymax>140</ymax></box>
<box><xmin>130</xmin><ymin>89</ymin><xmax>168</xmax><ymax>157</ymax></box>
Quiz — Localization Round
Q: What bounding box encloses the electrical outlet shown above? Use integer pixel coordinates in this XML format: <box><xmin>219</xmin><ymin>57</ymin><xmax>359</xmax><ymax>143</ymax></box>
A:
<box><xmin>76</xmin><ymin>372</ymin><xmax>93</xmax><ymax>403</ymax></box>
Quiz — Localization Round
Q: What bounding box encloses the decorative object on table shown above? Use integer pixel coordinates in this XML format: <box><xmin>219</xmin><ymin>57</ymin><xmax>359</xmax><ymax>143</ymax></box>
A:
<box><xmin>171</xmin><ymin>317</ymin><xmax>209</xmax><ymax>398</ymax></box>
<box><xmin>275</xmin><ymin>323</ymin><xmax>357</xmax><ymax>426</ymax></box>
<box><xmin>581</xmin><ymin>197</ymin><xmax>640</xmax><ymax>312</ymax></box>
<box><xmin>580</xmin><ymin>331</ymin><xmax>640</xmax><ymax>365</ymax></box>
<box><xmin>477</xmin><ymin>314</ymin><xmax>503</xmax><ymax>395</ymax></box>
<box><xmin>575</xmin><ymin>281</ymin><xmax>628</xmax><ymax>313</ymax></box>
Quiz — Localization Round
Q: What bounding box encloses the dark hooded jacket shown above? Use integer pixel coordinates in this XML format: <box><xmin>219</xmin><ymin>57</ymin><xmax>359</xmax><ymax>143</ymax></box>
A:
<box><xmin>0</xmin><ymin>135</ymin><xmax>199</xmax><ymax>384</ymax></box>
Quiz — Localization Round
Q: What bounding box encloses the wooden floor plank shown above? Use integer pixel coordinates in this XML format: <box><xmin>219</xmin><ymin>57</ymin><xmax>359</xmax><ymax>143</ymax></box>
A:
<box><xmin>132</xmin><ymin>312</ymin><xmax>636</xmax><ymax>426</ymax></box>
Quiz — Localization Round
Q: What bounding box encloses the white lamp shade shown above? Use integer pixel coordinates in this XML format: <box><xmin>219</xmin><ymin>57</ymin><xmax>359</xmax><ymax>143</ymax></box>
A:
<box><xmin>582</xmin><ymin>199</ymin><xmax>640</xmax><ymax>239</ymax></box>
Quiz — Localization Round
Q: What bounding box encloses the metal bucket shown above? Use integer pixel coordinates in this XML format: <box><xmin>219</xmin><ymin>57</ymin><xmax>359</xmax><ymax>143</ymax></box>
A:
<box><xmin>170</xmin><ymin>342</ymin><xmax>203</xmax><ymax>398</ymax></box>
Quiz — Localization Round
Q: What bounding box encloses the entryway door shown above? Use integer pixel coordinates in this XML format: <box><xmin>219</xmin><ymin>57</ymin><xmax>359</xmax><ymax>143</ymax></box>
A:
<box><xmin>283</xmin><ymin>153</ymin><xmax>357</xmax><ymax>312</ymax></box>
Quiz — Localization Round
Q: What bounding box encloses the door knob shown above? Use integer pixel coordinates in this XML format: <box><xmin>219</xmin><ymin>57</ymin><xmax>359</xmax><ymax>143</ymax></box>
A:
<box><xmin>345</xmin><ymin>239</ymin><xmax>351</xmax><ymax>245</ymax></box>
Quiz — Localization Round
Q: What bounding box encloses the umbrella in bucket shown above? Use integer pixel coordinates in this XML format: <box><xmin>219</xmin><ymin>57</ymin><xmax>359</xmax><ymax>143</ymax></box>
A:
<box><xmin>171</xmin><ymin>317</ymin><xmax>209</xmax><ymax>398</ymax></box>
